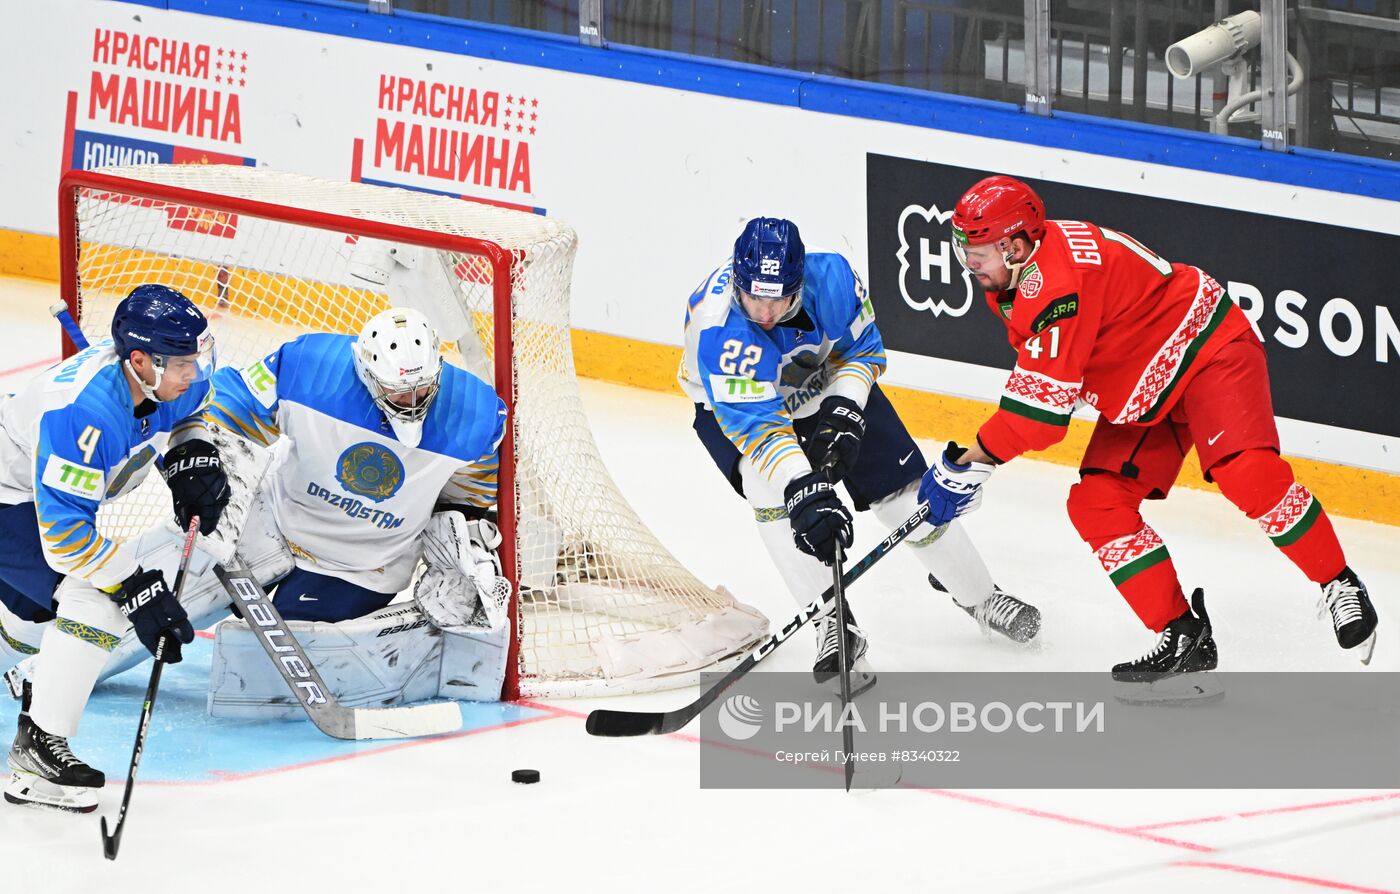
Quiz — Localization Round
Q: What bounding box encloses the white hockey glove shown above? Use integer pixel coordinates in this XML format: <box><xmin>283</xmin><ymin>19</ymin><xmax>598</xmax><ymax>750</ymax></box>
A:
<box><xmin>415</xmin><ymin>511</ymin><xmax>511</xmax><ymax>631</ymax></box>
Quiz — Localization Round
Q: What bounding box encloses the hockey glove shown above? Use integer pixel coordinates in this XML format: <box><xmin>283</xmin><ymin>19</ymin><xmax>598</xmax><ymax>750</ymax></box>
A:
<box><xmin>113</xmin><ymin>567</ymin><xmax>195</xmax><ymax>663</ymax></box>
<box><xmin>784</xmin><ymin>470</ymin><xmax>854</xmax><ymax>565</ymax></box>
<box><xmin>163</xmin><ymin>439</ymin><xmax>229</xmax><ymax>535</ymax></box>
<box><xmin>917</xmin><ymin>442</ymin><xmax>995</xmax><ymax>528</ymax></box>
<box><xmin>806</xmin><ymin>396</ymin><xmax>866</xmax><ymax>483</ymax></box>
<box><xmin>417</xmin><ymin>510</ymin><xmax>510</xmax><ymax>630</ymax></box>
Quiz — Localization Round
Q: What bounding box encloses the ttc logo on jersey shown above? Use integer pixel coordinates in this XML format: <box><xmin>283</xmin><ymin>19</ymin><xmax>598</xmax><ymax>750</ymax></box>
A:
<box><xmin>896</xmin><ymin>202</ymin><xmax>976</xmax><ymax>318</ymax></box>
<box><xmin>336</xmin><ymin>442</ymin><xmax>405</xmax><ymax>503</ymax></box>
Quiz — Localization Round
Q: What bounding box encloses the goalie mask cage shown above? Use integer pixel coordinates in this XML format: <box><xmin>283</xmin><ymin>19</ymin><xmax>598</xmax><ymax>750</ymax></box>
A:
<box><xmin>59</xmin><ymin>165</ymin><xmax>768</xmax><ymax>699</ymax></box>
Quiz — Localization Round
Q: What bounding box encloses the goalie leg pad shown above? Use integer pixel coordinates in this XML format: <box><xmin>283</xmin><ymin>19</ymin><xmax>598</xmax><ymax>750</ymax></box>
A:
<box><xmin>208</xmin><ymin>603</ymin><xmax>446</xmax><ymax>721</ymax></box>
<box><xmin>439</xmin><ymin>622</ymin><xmax>510</xmax><ymax>702</ymax></box>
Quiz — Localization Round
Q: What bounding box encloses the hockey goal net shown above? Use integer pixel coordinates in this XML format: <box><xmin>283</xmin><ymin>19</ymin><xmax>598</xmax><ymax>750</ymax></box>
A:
<box><xmin>59</xmin><ymin>164</ymin><xmax>767</xmax><ymax>698</ymax></box>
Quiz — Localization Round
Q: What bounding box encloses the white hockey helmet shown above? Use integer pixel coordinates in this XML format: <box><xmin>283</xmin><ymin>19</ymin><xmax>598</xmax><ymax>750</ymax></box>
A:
<box><xmin>352</xmin><ymin>308</ymin><xmax>442</xmax><ymax>448</ymax></box>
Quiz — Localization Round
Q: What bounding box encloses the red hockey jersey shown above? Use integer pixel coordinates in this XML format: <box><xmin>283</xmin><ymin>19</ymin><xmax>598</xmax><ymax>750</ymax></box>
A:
<box><xmin>975</xmin><ymin>219</ymin><xmax>1252</xmax><ymax>462</ymax></box>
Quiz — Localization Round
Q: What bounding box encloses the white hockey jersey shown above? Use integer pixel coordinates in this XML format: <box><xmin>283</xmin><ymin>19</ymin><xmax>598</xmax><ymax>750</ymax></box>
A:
<box><xmin>205</xmin><ymin>333</ymin><xmax>506</xmax><ymax>593</ymax></box>
<box><xmin>0</xmin><ymin>340</ymin><xmax>212</xmax><ymax>590</ymax></box>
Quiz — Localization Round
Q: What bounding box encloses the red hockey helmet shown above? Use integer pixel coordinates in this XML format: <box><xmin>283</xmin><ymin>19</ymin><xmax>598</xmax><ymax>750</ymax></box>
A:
<box><xmin>951</xmin><ymin>176</ymin><xmax>1047</xmax><ymax>249</ymax></box>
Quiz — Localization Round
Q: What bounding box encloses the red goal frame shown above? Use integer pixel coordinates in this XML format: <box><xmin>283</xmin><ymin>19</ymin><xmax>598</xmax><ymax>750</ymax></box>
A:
<box><xmin>58</xmin><ymin>168</ymin><xmax>530</xmax><ymax>699</ymax></box>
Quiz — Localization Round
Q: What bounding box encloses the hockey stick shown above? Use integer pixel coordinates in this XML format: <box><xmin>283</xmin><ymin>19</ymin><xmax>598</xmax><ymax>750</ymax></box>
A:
<box><xmin>101</xmin><ymin>516</ymin><xmax>201</xmax><ymax>861</ymax></box>
<box><xmin>50</xmin><ymin>302</ymin><xmax>90</xmax><ymax>351</ymax></box>
<box><xmin>819</xmin><ymin>456</ymin><xmax>857</xmax><ymax>792</ymax></box>
<box><xmin>585</xmin><ymin>501</ymin><xmax>933</xmax><ymax>737</ymax></box>
<box><xmin>832</xmin><ymin>532</ymin><xmax>856</xmax><ymax>791</ymax></box>
<box><xmin>212</xmin><ymin>559</ymin><xmax>463</xmax><ymax>740</ymax></box>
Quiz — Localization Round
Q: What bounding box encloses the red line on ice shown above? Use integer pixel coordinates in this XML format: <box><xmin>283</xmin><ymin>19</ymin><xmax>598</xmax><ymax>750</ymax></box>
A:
<box><xmin>0</xmin><ymin>355</ymin><xmax>61</xmax><ymax>378</ymax></box>
<box><xmin>1130</xmin><ymin>791</ymin><xmax>1400</xmax><ymax>831</ymax></box>
<box><xmin>1177</xmin><ymin>860</ymin><xmax>1399</xmax><ymax>893</ymax></box>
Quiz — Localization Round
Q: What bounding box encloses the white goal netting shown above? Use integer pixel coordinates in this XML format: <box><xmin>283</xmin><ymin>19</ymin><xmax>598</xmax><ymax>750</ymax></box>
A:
<box><xmin>62</xmin><ymin>164</ymin><xmax>767</xmax><ymax>697</ymax></box>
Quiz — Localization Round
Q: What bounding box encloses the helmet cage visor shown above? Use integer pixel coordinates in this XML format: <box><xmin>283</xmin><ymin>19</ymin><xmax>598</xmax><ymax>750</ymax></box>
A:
<box><xmin>731</xmin><ymin>280</ymin><xmax>804</xmax><ymax>324</ymax></box>
<box><xmin>363</xmin><ymin>364</ymin><xmax>441</xmax><ymax>424</ymax></box>
<box><xmin>141</xmin><ymin>330</ymin><xmax>217</xmax><ymax>386</ymax></box>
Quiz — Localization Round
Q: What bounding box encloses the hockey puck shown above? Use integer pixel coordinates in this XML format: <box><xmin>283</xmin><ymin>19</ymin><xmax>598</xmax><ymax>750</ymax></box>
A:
<box><xmin>511</xmin><ymin>768</ymin><xmax>541</xmax><ymax>784</ymax></box>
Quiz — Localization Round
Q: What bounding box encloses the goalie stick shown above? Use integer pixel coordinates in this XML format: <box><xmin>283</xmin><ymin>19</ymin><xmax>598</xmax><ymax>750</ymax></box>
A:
<box><xmin>212</xmin><ymin>559</ymin><xmax>462</xmax><ymax>740</ymax></box>
<box><xmin>585</xmin><ymin>502</ymin><xmax>933</xmax><ymax>738</ymax></box>
<box><xmin>101</xmin><ymin>516</ymin><xmax>201</xmax><ymax>861</ymax></box>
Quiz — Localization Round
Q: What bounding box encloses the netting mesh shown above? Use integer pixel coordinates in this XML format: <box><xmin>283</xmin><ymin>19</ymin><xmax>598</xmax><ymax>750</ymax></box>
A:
<box><xmin>65</xmin><ymin>165</ymin><xmax>766</xmax><ymax>697</ymax></box>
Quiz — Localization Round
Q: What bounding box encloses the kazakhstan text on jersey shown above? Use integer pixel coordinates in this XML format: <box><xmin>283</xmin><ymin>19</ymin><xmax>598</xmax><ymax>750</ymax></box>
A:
<box><xmin>204</xmin><ymin>333</ymin><xmax>507</xmax><ymax>593</ymax></box>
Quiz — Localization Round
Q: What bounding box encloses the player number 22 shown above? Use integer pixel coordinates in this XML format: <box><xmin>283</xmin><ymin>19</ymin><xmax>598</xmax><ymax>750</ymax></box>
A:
<box><xmin>718</xmin><ymin>339</ymin><xmax>762</xmax><ymax>377</ymax></box>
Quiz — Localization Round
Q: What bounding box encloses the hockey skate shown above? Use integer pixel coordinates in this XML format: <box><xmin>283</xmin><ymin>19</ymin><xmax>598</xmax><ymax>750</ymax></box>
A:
<box><xmin>812</xmin><ymin>610</ymin><xmax>876</xmax><ymax>698</ymax></box>
<box><xmin>6</xmin><ymin>710</ymin><xmax>105</xmax><ymax>813</ymax></box>
<box><xmin>1112</xmin><ymin>589</ymin><xmax>1222</xmax><ymax>705</ymax></box>
<box><xmin>1319</xmin><ymin>567</ymin><xmax>1378</xmax><ymax>665</ymax></box>
<box><xmin>929</xmin><ymin>575</ymin><xmax>1041</xmax><ymax>644</ymax></box>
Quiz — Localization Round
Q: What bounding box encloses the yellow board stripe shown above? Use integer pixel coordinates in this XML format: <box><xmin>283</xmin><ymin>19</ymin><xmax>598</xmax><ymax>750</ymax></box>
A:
<box><xmin>571</xmin><ymin>329</ymin><xmax>1400</xmax><ymax>527</ymax></box>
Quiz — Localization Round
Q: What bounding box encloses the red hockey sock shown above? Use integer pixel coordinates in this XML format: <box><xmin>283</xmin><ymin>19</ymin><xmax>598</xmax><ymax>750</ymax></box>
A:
<box><xmin>1211</xmin><ymin>450</ymin><xmax>1347</xmax><ymax>584</ymax></box>
<box><xmin>1091</xmin><ymin>526</ymin><xmax>1188</xmax><ymax>631</ymax></box>
<box><xmin>1067</xmin><ymin>474</ymin><xmax>1189</xmax><ymax>631</ymax></box>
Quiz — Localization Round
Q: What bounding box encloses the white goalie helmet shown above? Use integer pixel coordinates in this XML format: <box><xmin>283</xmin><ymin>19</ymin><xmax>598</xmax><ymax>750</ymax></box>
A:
<box><xmin>352</xmin><ymin>308</ymin><xmax>443</xmax><ymax>448</ymax></box>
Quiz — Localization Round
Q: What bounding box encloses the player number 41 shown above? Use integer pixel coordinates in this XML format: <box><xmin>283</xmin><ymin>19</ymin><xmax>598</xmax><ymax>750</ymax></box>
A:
<box><xmin>1025</xmin><ymin>327</ymin><xmax>1060</xmax><ymax>360</ymax></box>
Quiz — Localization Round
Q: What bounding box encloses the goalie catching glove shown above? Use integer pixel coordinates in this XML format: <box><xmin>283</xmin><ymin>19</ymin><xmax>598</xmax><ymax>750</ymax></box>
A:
<box><xmin>414</xmin><ymin>510</ymin><xmax>512</xmax><ymax>631</ymax></box>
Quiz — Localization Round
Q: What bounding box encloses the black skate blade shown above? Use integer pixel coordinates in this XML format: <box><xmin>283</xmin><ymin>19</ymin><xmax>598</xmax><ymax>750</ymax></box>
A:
<box><xmin>4</xmin><ymin>789</ymin><xmax>98</xmax><ymax>814</ymax></box>
<box><xmin>815</xmin><ymin>664</ymin><xmax>877</xmax><ymax>698</ymax></box>
<box><xmin>1114</xmin><ymin>672</ymin><xmax>1224</xmax><ymax>707</ymax></box>
<box><xmin>1357</xmin><ymin>628</ymin><xmax>1378</xmax><ymax>666</ymax></box>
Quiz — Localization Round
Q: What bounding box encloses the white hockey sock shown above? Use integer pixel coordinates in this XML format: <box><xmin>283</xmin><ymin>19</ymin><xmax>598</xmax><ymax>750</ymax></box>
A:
<box><xmin>28</xmin><ymin>579</ymin><xmax>128</xmax><ymax>738</ymax></box>
<box><xmin>0</xmin><ymin>601</ymin><xmax>45</xmax><ymax>667</ymax></box>
<box><xmin>741</xmin><ymin>458</ymin><xmax>833</xmax><ymax>608</ymax></box>
<box><xmin>871</xmin><ymin>482</ymin><xmax>994</xmax><ymax>607</ymax></box>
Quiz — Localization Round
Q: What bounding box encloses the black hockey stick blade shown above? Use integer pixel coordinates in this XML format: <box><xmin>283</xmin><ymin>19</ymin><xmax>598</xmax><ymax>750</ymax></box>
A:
<box><xmin>100</xmin><ymin>816</ymin><xmax>118</xmax><ymax>860</ymax></box>
<box><xmin>585</xmin><ymin>502</ymin><xmax>932</xmax><ymax>738</ymax></box>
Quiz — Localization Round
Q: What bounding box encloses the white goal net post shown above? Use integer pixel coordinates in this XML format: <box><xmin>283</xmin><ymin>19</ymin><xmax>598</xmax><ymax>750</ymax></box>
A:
<box><xmin>59</xmin><ymin>164</ymin><xmax>768</xmax><ymax>698</ymax></box>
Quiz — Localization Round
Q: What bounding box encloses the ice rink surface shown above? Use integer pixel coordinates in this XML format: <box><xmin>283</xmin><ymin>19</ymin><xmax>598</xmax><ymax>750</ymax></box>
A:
<box><xmin>1</xmin><ymin>275</ymin><xmax>1397</xmax><ymax>893</ymax></box>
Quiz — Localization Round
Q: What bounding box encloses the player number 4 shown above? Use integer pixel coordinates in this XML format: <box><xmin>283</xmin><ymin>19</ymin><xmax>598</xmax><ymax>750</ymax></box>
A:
<box><xmin>77</xmin><ymin>425</ymin><xmax>102</xmax><ymax>464</ymax></box>
<box><xmin>1025</xmin><ymin>327</ymin><xmax>1060</xmax><ymax>360</ymax></box>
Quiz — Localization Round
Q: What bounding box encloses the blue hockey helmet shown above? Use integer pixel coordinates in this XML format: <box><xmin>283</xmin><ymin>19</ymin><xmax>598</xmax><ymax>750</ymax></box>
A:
<box><xmin>111</xmin><ymin>284</ymin><xmax>216</xmax><ymax>399</ymax></box>
<box><xmin>731</xmin><ymin>218</ymin><xmax>805</xmax><ymax>322</ymax></box>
